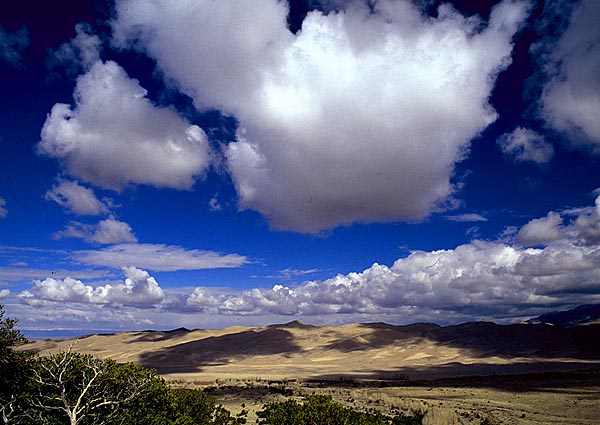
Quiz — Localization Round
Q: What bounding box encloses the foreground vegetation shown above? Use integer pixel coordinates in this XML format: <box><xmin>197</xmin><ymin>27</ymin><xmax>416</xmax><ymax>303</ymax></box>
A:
<box><xmin>257</xmin><ymin>395</ymin><xmax>423</xmax><ymax>425</ymax></box>
<box><xmin>0</xmin><ymin>306</ymin><xmax>423</xmax><ymax>424</ymax></box>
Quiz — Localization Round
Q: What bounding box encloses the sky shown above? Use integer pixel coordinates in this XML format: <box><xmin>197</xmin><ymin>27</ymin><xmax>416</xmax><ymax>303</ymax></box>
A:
<box><xmin>1</xmin><ymin>0</ymin><xmax>599</xmax><ymax>338</ymax></box>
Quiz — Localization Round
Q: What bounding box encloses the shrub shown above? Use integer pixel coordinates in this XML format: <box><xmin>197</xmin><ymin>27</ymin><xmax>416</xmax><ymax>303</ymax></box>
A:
<box><xmin>257</xmin><ymin>394</ymin><xmax>423</xmax><ymax>425</ymax></box>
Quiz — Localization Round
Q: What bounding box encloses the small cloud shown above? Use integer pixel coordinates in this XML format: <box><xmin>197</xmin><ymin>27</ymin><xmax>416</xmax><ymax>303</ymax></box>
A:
<box><xmin>0</xmin><ymin>197</ymin><xmax>7</xmax><ymax>218</ymax></box>
<box><xmin>466</xmin><ymin>226</ymin><xmax>481</xmax><ymax>239</ymax></box>
<box><xmin>0</xmin><ymin>289</ymin><xmax>11</xmax><ymax>298</ymax></box>
<box><xmin>269</xmin><ymin>268</ymin><xmax>320</xmax><ymax>280</ymax></box>
<box><xmin>516</xmin><ymin>195</ymin><xmax>600</xmax><ymax>247</ymax></box>
<box><xmin>497</xmin><ymin>127</ymin><xmax>554</xmax><ymax>164</ymax></box>
<box><xmin>444</xmin><ymin>213</ymin><xmax>488</xmax><ymax>222</ymax></box>
<box><xmin>0</xmin><ymin>25</ymin><xmax>29</xmax><ymax>66</ymax></box>
<box><xmin>208</xmin><ymin>195</ymin><xmax>222</xmax><ymax>212</ymax></box>
<box><xmin>516</xmin><ymin>212</ymin><xmax>563</xmax><ymax>246</ymax></box>
<box><xmin>497</xmin><ymin>225</ymin><xmax>519</xmax><ymax>244</ymax></box>
<box><xmin>0</xmin><ymin>266</ymin><xmax>113</xmax><ymax>283</ymax></box>
<box><xmin>45</xmin><ymin>179</ymin><xmax>109</xmax><ymax>216</ymax></box>
<box><xmin>54</xmin><ymin>216</ymin><xmax>137</xmax><ymax>244</ymax></box>
<box><xmin>47</xmin><ymin>23</ymin><xmax>102</xmax><ymax>74</ymax></box>
<box><xmin>73</xmin><ymin>243</ymin><xmax>248</xmax><ymax>271</ymax></box>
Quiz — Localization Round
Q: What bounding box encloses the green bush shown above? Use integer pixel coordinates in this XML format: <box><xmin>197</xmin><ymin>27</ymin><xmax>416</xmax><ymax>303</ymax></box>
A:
<box><xmin>257</xmin><ymin>394</ymin><xmax>422</xmax><ymax>425</ymax></box>
<box><xmin>170</xmin><ymin>388</ymin><xmax>246</xmax><ymax>425</ymax></box>
<box><xmin>1</xmin><ymin>305</ymin><xmax>35</xmax><ymax>424</ymax></box>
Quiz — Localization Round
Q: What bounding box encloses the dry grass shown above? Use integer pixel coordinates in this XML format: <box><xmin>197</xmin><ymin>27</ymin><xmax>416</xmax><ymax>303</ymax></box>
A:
<box><xmin>190</xmin><ymin>373</ymin><xmax>600</xmax><ymax>425</ymax></box>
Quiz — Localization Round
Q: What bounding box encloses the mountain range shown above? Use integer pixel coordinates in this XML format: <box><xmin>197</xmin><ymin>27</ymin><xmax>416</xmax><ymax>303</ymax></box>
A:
<box><xmin>526</xmin><ymin>303</ymin><xmax>600</xmax><ymax>326</ymax></box>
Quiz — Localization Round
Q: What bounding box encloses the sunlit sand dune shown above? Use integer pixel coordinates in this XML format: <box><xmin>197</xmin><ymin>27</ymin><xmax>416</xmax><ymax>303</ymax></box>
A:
<box><xmin>23</xmin><ymin>321</ymin><xmax>600</xmax><ymax>383</ymax></box>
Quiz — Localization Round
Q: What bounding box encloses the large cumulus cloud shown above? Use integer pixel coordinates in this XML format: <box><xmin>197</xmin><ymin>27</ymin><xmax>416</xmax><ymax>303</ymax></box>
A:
<box><xmin>539</xmin><ymin>0</ymin><xmax>600</xmax><ymax>150</ymax></box>
<box><xmin>19</xmin><ymin>266</ymin><xmax>164</xmax><ymax>308</ymax></box>
<box><xmin>186</xmin><ymin>196</ymin><xmax>600</xmax><ymax>321</ymax></box>
<box><xmin>112</xmin><ymin>0</ymin><xmax>531</xmax><ymax>233</ymax></box>
<box><xmin>13</xmin><ymin>197</ymin><xmax>600</xmax><ymax>324</ymax></box>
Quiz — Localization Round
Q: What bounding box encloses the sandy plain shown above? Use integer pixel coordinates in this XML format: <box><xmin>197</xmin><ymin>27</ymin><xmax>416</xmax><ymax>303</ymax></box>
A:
<box><xmin>23</xmin><ymin>321</ymin><xmax>600</xmax><ymax>424</ymax></box>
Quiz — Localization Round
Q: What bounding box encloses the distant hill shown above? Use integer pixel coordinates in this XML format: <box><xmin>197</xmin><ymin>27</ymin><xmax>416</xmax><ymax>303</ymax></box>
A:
<box><xmin>527</xmin><ymin>303</ymin><xmax>600</xmax><ymax>326</ymax></box>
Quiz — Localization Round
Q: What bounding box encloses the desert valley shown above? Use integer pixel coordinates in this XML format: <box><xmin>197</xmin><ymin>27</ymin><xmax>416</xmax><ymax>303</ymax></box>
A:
<box><xmin>23</xmin><ymin>315</ymin><xmax>600</xmax><ymax>424</ymax></box>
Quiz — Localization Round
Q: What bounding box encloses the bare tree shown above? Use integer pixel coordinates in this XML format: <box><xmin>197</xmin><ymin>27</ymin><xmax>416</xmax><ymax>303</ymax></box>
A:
<box><xmin>28</xmin><ymin>348</ymin><xmax>154</xmax><ymax>425</ymax></box>
<box><xmin>1</xmin><ymin>395</ymin><xmax>16</xmax><ymax>424</ymax></box>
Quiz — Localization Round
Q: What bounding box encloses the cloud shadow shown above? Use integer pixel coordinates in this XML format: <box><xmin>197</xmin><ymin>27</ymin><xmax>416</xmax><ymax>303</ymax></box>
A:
<box><xmin>138</xmin><ymin>326</ymin><xmax>302</xmax><ymax>374</ymax></box>
<box><xmin>327</xmin><ymin>322</ymin><xmax>600</xmax><ymax>359</ymax></box>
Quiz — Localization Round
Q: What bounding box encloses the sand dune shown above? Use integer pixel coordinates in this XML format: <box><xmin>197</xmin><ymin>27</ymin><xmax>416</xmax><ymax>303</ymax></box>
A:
<box><xmin>23</xmin><ymin>321</ymin><xmax>600</xmax><ymax>424</ymax></box>
<box><xmin>23</xmin><ymin>321</ymin><xmax>600</xmax><ymax>383</ymax></box>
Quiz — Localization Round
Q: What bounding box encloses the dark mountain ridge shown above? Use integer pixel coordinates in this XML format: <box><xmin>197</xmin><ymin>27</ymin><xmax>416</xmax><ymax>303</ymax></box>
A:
<box><xmin>526</xmin><ymin>303</ymin><xmax>600</xmax><ymax>326</ymax></box>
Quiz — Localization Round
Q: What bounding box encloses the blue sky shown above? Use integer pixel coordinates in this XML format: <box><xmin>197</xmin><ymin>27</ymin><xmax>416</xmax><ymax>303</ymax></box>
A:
<box><xmin>1</xmin><ymin>0</ymin><xmax>600</xmax><ymax>337</ymax></box>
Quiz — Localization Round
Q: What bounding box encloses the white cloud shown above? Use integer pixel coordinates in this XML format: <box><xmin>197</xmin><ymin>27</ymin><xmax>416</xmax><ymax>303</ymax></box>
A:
<box><xmin>0</xmin><ymin>25</ymin><xmax>29</xmax><ymax>66</ymax></box>
<box><xmin>54</xmin><ymin>217</ymin><xmax>137</xmax><ymax>245</ymax></box>
<box><xmin>45</xmin><ymin>179</ymin><xmax>109</xmax><ymax>216</ymax></box>
<box><xmin>4</xmin><ymin>300</ymin><xmax>239</xmax><ymax>335</ymax></box>
<box><xmin>112</xmin><ymin>0</ymin><xmax>531</xmax><ymax>233</ymax></box>
<box><xmin>38</xmin><ymin>28</ymin><xmax>211</xmax><ymax>191</ymax></box>
<box><xmin>444</xmin><ymin>213</ymin><xmax>488</xmax><ymax>222</ymax></box>
<box><xmin>572</xmin><ymin>196</ymin><xmax>600</xmax><ymax>246</ymax></box>
<box><xmin>112</xmin><ymin>0</ymin><xmax>293</xmax><ymax>113</ymax></box>
<box><xmin>0</xmin><ymin>289</ymin><xmax>10</xmax><ymax>298</ymax></box>
<box><xmin>49</xmin><ymin>23</ymin><xmax>102</xmax><ymax>72</ymax></box>
<box><xmin>183</xmin><ymin>196</ymin><xmax>600</xmax><ymax>320</ymax></box>
<box><xmin>0</xmin><ymin>197</ymin><xmax>7</xmax><ymax>218</ymax></box>
<box><xmin>18</xmin><ymin>266</ymin><xmax>164</xmax><ymax>307</ymax></box>
<box><xmin>540</xmin><ymin>0</ymin><xmax>600</xmax><ymax>150</ymax></box>
<box><xmin>497</xmin><ymin>127</ymin><xmax>554</xmax><ymax>163</ymax></box>
<box><xmin>208</xmin><ymin>196</ymin><xmax>222</xmax><ymax>212</ymax></box>
<box><xmin>19</xmin><ymin>277</ymin><xmax>102</xmax><ymax>305</ymax></box>
<box><xmin>73</xmin><ymin>243</ymin><xmax>248</xmax><ymax>271</ymax></box>
<box><xmin>516</xmin><ymin>211</ymin><xmax>563</xmax><ymax>246</ymax></box>
<box><xmin>517</xmin><ymin>196</ymin><xmax>600</xmax><ymax>247</ymax></box>
<box><xmin>0</xmin><ymin>266</ymin><xmax>113</xmax><ymax>284</ymax></box>
<box><xmin>277</xmin><ymin>268</ymin><xmax>320</xmax><ymax>280</ymax></box>
<box><xmin>185</xmin><ymin>240</ymin><xmax>600</xmax><ymax>319</ymax></box>
<box><xmin>107</xmin><ymin>266</ymin><xmax>164</xmax><ymax>306</ymax></box>
<box><xmin>8</xmin><ymin>197</ymin><xmax>600</xmax><ymax>326</ymax></box>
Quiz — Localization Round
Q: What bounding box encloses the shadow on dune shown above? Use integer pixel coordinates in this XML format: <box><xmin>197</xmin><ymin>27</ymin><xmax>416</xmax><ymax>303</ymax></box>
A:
<box><xmin>129</xmin><ymin>327</ymin><xmax>193</xmax><ymax>343</ymax></box>
<box><xmin>328</xmin><ymin>322</ymin><xmax>600</xmax><ymax>359</ymax></box>
<box><xmin>324</xmin><ymin>323</ymin><xmax>440</xmax><ymax>352</ymax></box>
<box><xmin>135</xmin><ymin>321</ymin><xmax>600</xmax><ymax>376</ymax></box>
<box><xmin>138</xmin><ymin>327</ymin><xmax>302</xmax><ymax>374</ymax></box>
<box><xmin>308</xmin><ymin>361</ymin><xmax>600</xmax><ymax>387</ymax></box>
